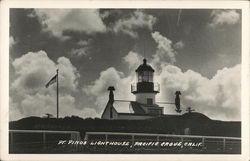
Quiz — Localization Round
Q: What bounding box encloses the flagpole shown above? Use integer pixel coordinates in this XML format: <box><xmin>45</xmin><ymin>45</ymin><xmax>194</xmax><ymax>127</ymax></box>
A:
<box><xmin>56</xmin><ymin>69</ymin><xmax>59</xmax><ymax>119</ymax></box>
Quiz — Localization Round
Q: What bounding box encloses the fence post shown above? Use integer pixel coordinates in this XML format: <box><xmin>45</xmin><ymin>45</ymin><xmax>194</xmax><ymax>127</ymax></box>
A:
<box><xmin>105</xmin><ymin>134</ymin><xmax>108</xmax><ymax>149</ymax></box>
<box><xmin>43</xmin><ymin>132</ymin><xmax>46</xmax><ymax>149</ymax></box>
<box><xmin>77</xmin><ymin>132</ymin><xmax>81</xmax><ymax>141</ymax></box>
<box><xmin>201</xmin><ymin>137</ymin><xmax>205</xmax><ymax>151</ymax></box>
<box><xmin>84</xmin><ymin>133</ymin><xmax>88</xmax><ymax>141</ymax></box>
<box><xmin>223</xmin><ymin>138</ymin><xmax>226</xmax><ymax>152</ymax></box>
<box><xmin>157</xmin><ymin>136</ymin><xmax>160</xmax><ymax>150</ymax></box>
<box><xmin>180</xmin><ymin>136</ymin><xmax>184</xmax><ymax>143</ymax></box>
<box><xmin>10</xmin><ymin>131</ymin><xmax>13</xmax><ymax>145</ymax></box>
<box><xmin>72</xmin><ymin>133</ymin><xmax>77</xmax><ymax>152</ymax></box>
<box><xmin>131</xmin><ymin>135</ymin><xmax>135</xmax><ymax>148</ymax></box>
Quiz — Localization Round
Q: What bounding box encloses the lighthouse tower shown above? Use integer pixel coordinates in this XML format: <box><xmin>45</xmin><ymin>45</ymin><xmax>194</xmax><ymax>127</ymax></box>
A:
<box><xmin>101</xmin><ymin>58</ymin><xmax>164</xmax><ymax>120</ymax></box>
<box><xmin>131</xmin><ymin>59</ymin><xmax>163</xmax><ymax>115</ymax></box>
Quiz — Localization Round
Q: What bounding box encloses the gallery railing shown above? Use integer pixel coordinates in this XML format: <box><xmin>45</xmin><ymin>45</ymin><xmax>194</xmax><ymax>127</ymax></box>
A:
<box><xmin>131</xmin><ymin>82</ymin><xmax>160</xmax><ymax>93</ymax></box>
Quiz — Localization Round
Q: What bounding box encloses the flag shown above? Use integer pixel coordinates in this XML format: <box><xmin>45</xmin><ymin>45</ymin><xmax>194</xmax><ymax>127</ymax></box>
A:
<box><xmin>45</xmin><ymin>74</ymin><xmax>57</xmax><ymax>88</ymax></box>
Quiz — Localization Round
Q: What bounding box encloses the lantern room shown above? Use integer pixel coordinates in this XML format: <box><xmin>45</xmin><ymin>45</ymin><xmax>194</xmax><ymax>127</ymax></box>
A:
<box><xmin>136</xmin><ymin>59</ymin><xmax>154</xmax><ymax>83</ymax></box>
<box><xmin>131</xmin><ymin>59</ymin><xmax>159</xmax><ymax>94</ymax></box>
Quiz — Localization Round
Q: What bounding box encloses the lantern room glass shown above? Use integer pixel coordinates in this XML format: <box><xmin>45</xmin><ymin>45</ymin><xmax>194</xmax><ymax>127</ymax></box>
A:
<box><xmin>137</xmin><ymin>71</ymin><xmax>153</xmax><ymax>82</ymax></box>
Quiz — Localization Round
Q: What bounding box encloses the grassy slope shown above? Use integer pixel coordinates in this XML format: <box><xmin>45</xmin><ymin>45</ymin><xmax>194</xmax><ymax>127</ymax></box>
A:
<box><xmin>9</xmin><ymin>112</ymin><xmax>241</xmax><ymax>138</ymax></box>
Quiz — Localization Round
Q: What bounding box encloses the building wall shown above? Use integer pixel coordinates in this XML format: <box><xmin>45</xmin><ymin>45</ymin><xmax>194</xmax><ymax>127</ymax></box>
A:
<box><xmin>141</xmin><ymin>105</ymin><xmax>164</xmax><ymax>115</ymax></box>
<box><xmin>135</xmin><ymin>93</ymin><xmax>156</xmax><ymax>104</ymax></box>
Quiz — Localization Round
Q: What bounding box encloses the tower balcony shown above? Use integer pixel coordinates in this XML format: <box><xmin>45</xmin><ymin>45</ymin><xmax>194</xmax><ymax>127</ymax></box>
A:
<box><xmin>131</xmin><ymin>82</ymin><xmax>160</xmax><ymax>94</ymax></box>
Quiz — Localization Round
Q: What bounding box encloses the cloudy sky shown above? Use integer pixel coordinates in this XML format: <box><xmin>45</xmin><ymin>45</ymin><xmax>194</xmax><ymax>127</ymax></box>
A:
<box><xmin>9</xmin><ymin>9</ymin><xmax>241</xmax><ymax>121</ymax></box>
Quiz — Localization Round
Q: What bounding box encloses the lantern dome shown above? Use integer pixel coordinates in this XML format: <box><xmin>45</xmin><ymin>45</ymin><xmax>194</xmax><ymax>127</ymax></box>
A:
<box><xmin>135</xmin><ymin>59</ymin><xmax>154</xmax><ymax>72</ymax></box>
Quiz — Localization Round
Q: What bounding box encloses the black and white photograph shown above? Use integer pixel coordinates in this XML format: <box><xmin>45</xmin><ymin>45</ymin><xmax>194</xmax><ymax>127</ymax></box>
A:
<box><xmin>1</xmin><ymin>0</ymin><xmax>250</xmax><ymax>160</ymax></box>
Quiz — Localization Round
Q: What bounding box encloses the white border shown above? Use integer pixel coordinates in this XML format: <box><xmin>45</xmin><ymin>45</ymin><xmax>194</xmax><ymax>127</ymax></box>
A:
<box><xmin>1</xmin><ymin>0</ymin><xmax>249</xmax><ymax>161</ymax></box>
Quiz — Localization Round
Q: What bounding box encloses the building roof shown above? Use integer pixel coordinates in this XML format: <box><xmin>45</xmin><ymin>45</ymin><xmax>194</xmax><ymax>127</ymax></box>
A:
<box><xmin>130</xmin><ymin>101</ymin><xmax>146</xmax><ymax>114</ymax></box>
<box><xmin>101</xmin><ymin>102</ymin><xmax>118</xmax><ymax>119</ymax></box>
<box><xmin>135</xmin><ymin>59</ymin><xmax>154</xmax><ymax>72</ymax></box>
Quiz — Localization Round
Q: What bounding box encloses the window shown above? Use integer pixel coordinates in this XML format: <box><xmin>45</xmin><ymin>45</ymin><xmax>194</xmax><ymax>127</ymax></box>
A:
<box><xmin>147</xmin><ymin>98</ymin><xmax>153</xmax><ymax>105</ymax></box>
<box><xmin>137</xmin><ymin>71</ymin><xmax>153</xmax><ymax>82</ymax></box>
<box><xmin>149</xmin><ymin>72</ymin><xmax>153</xmax><ymax>82</ymax></box>
<box><xmin>138</xmin><ymin>75</ymin><xmax>142</xmax><ymax>82</ymax></box>
<box><xmin>142</xmin><ymin>71</ymin><xmax>148</xmax><ymax>82</ymax></box>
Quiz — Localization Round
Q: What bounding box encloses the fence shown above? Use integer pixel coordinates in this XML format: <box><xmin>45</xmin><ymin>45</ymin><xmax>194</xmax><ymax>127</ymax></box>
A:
<box><xmin>9</xmin><ymin>130</ymin><xmax>241</xmax><ymax>154</ymax></box>
<box><xmin>84</xmin><ymin>132</ymin><xmax>241</xmax><ymax>154</ymax></box>
<box><xmin>9</xmin><ymin>130</ymin><xmax>81</xmax><ymax>153</ymax></box>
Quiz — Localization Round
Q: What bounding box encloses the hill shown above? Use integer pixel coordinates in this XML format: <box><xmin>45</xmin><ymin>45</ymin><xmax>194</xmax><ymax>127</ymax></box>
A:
<box><xmin>9</xmin><ymin>112</ymin><xmax>241</xmax><ymax>138</ymax></box>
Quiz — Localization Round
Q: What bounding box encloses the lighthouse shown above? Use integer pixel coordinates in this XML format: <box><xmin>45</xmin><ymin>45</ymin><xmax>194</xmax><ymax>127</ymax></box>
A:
<box><xmin>132</xmin><ymin>58</ymin><xmax>158</xmax><ymax>104</ymax></box>
<box><xmin>130</xmin><ymin>59</ymin><xmax>163</xmax><ymax>115</ymax></box>
<box><xmin>101</xmin><ymin>58</ymin><xmax>164</xmax><ymax>120</ymax></box>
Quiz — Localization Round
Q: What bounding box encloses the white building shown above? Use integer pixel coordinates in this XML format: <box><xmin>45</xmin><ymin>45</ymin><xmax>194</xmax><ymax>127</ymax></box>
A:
<box><xmin>101</xmin><ymin>59</ymin><xmax>165</xmax><ymax>120</ymax></box>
